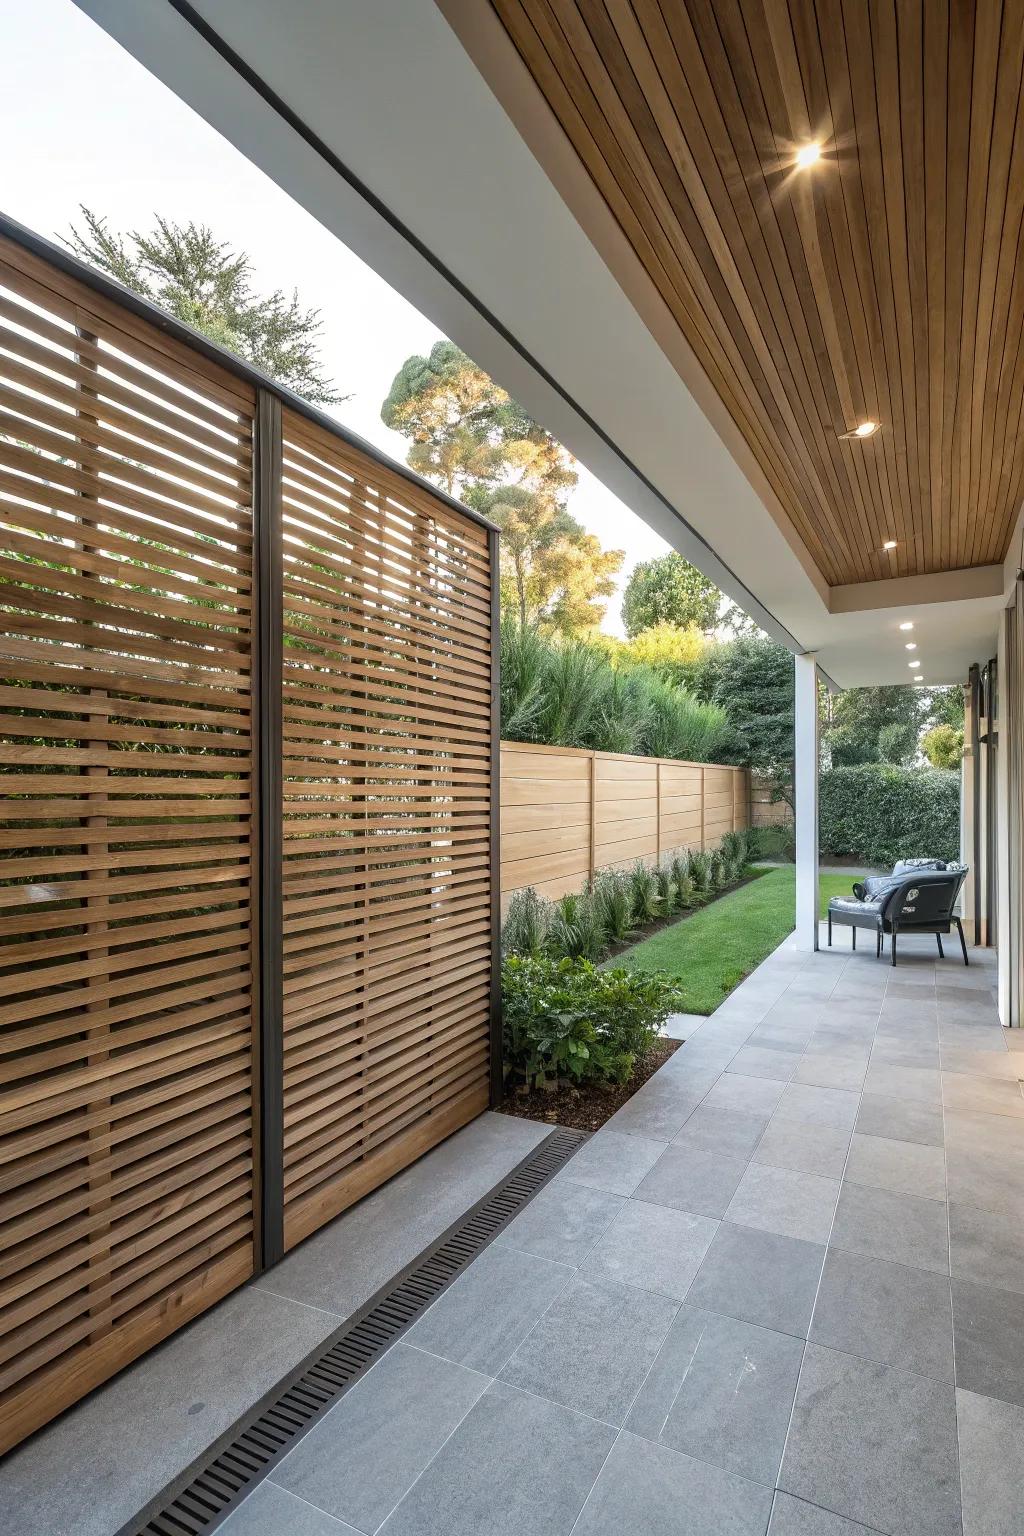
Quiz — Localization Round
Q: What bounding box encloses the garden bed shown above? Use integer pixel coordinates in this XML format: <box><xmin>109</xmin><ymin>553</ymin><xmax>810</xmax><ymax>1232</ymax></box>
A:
<box><xmin>599</xmin><ymin>866</ymin><xmax>767</xmax><ymax>959</ymax></box>
<box><xmin>499</xmin><ymin>1034</ymin><xmax>681</xmax><ymax>1131</ymax></box>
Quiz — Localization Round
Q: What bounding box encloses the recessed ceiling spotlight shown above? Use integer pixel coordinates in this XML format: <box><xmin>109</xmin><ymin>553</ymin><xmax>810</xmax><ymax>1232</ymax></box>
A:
<box><xmin>794</xmin><ymin>141</ymin><xmax>822</xmax><ymax>170</ymax></box>
<box><xmin>914</xmin><ymin>677</ymin><xmax>925</xmax><ymax>684</ymax></box>
<box><xmin>899</xmin><ymin>621</ymin><xmax>914</xmax><ymax>631</ymax></box>
<box><xmin>882</xmin><ymin>540</ymin><xmax>897</xmax><ymax>551</ymax></box>
<box><xmin>905</xmin><ymin>642</ymin><xmax>917</xmax><ymax>650</ymax></box>
<box><xmin>840</xmin><ymin>420</ymin><xmax>881</xmax><ymax>441</ymax></box>
<box><xmin>908</xmin><ymin>660</ymin><xmax>921</xmax><ymax>669</ymax></box>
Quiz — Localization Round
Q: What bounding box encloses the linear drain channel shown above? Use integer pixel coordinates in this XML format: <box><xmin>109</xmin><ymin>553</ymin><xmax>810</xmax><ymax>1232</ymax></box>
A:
<box><xmin>118</xmin><ymin>1126</ymin><xmax>588</xmax><ymax>1536</ymax></box>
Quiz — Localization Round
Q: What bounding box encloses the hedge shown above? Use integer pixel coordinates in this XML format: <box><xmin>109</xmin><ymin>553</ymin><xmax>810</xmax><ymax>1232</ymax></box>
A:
<box><xmin>819</xmin><ymin>764</ymin><xmax>960</xmax><ymax>868</ymax></box>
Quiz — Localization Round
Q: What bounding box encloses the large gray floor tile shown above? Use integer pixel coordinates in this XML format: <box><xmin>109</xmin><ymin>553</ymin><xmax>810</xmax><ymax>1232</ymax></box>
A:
<box><xmin>635</xmin><ymin>1144</ymin><xmax>747</xmax><ymax>1218</ymax></box>
<box><xmin>378</xmin><ymin>1380</ymin><xmax>614</xmax><ymax>1536</ymax></box>
<box><xmin>854</xmin><ymin>1094</ymin><xmax>944</xmax><ymax>1147</ymax></box>
<box><xmin>496</xmin><ymin>1179</ymin><xmax>624</xmax><ymax>1266</ymax></box>
<box><xmin>604</xmin><ymin>1077</ymin><xmax>706</xmax><ymax>1140</ymax></box>
<box><xmin>830</xmin><ymin>1184</ymin><xmax>950</xmax><ymax>1274</ymax></box>
<box><xmin>843</xmin><ymin>1133</ymin><xmax>946</xmax><ymax>1201</ymax></box>
<box><xmin>952</xmin><ymin>1277</ymin><xmax>1024</xmax><ymax>1407</ymax></box>
<box><xmin>754</xmin><ymin>1118</ymin><xmax>851</xmax><ymax>1179</ymax></box>
<box><xmin>941</xmin><ymin>1073</ymin><xmax>1024</xmax><ymax>1119</ymax></box>
<box><xmin>704</xmin><ymin>1072</ymin><xmax>788</xmax><ymax>1117</ymax></box>
<box><xmin>949</xmin><ymin>1200</ymin><xmax>1024</xmax><ymax>1296</ymax></box>
<box><xmin>686</xmin><ymin>1221</ymin><xmax>824</xmax><ymax>1337</ymax></box>
<box><xmin>725</xmin><ymin>1162</ymin><xmax>839</xmax><ymax>1244</ymax></box>
<box><xmin>862</xmin><ymin>1063</ymin><xmax>942</xmax><ymax>1106</ymax></box>
<box><xmin>0</xmin><ymin>1284</ymin><xmax>341</xmax><ymax>1536</ymax></box>
<box><xmin>940</xmin><ymin>1047</ymin><xmax>1022</xmax><ymax>1079</ymax></box>
<box><xmin>220</xmin><ymin>1483</ymin><xmax>360</xmax><ymax>1535</ymax></box>
<box><xmin>775</xmin><ymin>1083</ymin><xmax>861</xmax><ymax>1131</ymax></box>
<box><xmin>957</xmin><ymin>1387</ymin><xmax>1024</xmax><ymax>1536</ymax></box>
<box><xmin>271</xmin><ymin>1343</ymin><xmax>487</xmax><ymax>1533</ymax></box>
<box><xmin>652</xmin><ymin>1308</ymin><xmax>804</xmax><ymax>1484</ymax></box>
<box><xmin>405</xmin><ymin>1243</ymin><xmax>571</xmax><ymax>1374</ymax></box>
<box><xmin>499</xmin><ymin>1272</ymin><xmax>676</xmax><ymax>1425</ymax></box>
<box><xmin>792</xmin><ymin>1055</ymin><xmax>868</xmax><ymax>1091</ymax></box>
<box><xmin>945</xmin><ymin>1144</ymin><xmax>1024</xmax><ymax>1220</ymax></box>
<box><xmin>622</xmin><ymin>1305</ymin><xmax>709</xmax><ymax>1441</ymax></box>
<box><xmin>768</xmin><ymin>1492</ymin><xmax>886</xmax><ymax>1534</ymax></box>
<box><xmin>556</xmin><ymin>1129</ymin><xmax>664</xmax><ymax>1196</ymax></box>
<box><xmin>585</xmin><ymin>1197</ymin><xmax>717</xmax><ymax>1300</ymax></box>
<box><xmin>728</xmin><ymin>1045</ymin><xmax>800</xmax><ymax>1081</ymax></box>
<box><xmin>809</xmin><ymin>1248</ymin><xmax>953</xmax><ymax>1381</ymax></box>
<box><xmin>573</xmin><ymin>1430</ymin><xmax>774</xmax><ymax>1536</ymax></box>
<box><xmin>780</xmin><ymin>1344</ymin><xmax>961</xmax><ymax>1536</ymax></box>
<box><xmin>672</xmin><ymin>1104</ymin><xmax>768</xmax><ymax>1158</ymax></box>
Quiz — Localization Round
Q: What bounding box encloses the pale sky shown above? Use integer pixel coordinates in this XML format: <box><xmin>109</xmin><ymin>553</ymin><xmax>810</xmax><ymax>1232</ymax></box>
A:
<box><xmin>0</xmin><ymin>0</ymin><xmax>671</xmax><ymax>635</ymax></box>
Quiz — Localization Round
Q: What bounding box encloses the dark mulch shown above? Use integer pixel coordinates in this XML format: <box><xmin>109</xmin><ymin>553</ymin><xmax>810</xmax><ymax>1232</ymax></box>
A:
<box><xmin>497</xmin><ymin>1035</ymin><xmax>682</xmax><ymax>1132</ymax></box>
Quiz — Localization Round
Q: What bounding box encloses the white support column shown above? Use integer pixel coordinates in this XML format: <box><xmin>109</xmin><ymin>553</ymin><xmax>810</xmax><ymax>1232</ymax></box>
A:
<box><xmin>794</xmin><ymin>652</ymin><xmax>820</xmax><ymax>952</ymax></box>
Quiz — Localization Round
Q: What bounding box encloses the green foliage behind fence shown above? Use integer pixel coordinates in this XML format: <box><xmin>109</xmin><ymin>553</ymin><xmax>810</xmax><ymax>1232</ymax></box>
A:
<box><xmin>819</xmin><ymin>764</ymin><xmax>960</xmax><ymax>867</ymax></box>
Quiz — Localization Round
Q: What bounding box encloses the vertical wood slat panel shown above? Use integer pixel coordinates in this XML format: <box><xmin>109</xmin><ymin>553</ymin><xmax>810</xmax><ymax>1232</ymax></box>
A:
<box><xmin>0</xmin><ymin>236</ymin><xmax>257</xmax><ymax>1452</ymax></box>
<box><xmin>499</xmin><ymin>741</ymin><xmax>749</xmax><ymax>903</ymax></box>
<box><xmin>278</xmin><ymin>409</ymin><xmax>493</xmax><ymax>1250</ymax></box>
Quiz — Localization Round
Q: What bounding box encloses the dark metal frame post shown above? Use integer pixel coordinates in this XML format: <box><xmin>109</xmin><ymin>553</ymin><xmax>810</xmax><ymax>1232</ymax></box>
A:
<box><xmin>253</xmin><ymin>390</ymin><xmax>284</xmax><ymax>1269</ymax></box>
<box><xmin>488</xmin><ymin>526</ymin><xmax>503</xmax><ymax>1106</ymax></box>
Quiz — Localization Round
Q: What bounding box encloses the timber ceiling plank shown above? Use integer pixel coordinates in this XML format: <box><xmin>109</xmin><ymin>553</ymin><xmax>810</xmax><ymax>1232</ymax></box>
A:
<box><xmin>490</xmin><ymin>0</ymin><xmax>1024</xmax><ymax>584</ymax></box>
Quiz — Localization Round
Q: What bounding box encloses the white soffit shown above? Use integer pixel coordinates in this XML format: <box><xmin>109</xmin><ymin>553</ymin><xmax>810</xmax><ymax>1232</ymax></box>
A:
<box><xmin>74</xmin><ymin>0</ymin><xmax>1005</xmax><ymax>684</ymax></box>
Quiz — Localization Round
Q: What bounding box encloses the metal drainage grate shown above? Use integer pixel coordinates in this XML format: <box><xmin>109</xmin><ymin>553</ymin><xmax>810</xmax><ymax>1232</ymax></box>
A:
<box><xmin>118</xmin><ymin>1126</ymin><xmax>588</xmax><ymax>1536</ymax></box>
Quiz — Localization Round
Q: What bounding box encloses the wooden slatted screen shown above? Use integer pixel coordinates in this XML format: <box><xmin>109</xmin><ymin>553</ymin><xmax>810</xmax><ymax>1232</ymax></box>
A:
<box><xmin>0</xmin><ymin>237</ymin><xmax>257</xmax><ymax>1451</ymax></box>
<box><xmin>279</xmin><ymin>409</ymin><xmax>494</xmax><ymax>1249</ymax></box>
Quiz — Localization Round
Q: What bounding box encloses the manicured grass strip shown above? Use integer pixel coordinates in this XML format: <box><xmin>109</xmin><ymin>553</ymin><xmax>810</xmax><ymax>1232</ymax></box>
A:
<box><xmin>615</xmin><ymin>866</ymin><xmax>864</xmax><ymax>1015</ymax></box>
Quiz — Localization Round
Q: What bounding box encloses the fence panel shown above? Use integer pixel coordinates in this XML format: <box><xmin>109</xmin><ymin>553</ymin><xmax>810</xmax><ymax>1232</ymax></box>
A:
<box><xmin>0</xmin><ymin>235</ymin><xmax>257</xmax><ymax>1450</ymax></box>
<box><xmin>500</xmin><ymin>741</ymin><xmax>749</xmax><ymax>904</ymax></box>
<box><xmin>278</xmin><ymin>409</ymin><xmax>494</xmax><ymax>1249</ymax></box>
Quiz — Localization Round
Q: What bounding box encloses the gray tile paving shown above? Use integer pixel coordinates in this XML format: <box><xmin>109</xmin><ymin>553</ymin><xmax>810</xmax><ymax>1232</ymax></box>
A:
<box><xmin>686</xmin><ymin>1221</ymin><xmax>825</xmax><ymax>1337</ymax></box>
<box><xmin>499</xmin><ymin>1272</ymin><xmax>677</xmax><ymax>1425</ymax></box>
<box><xmin>270</xmin><ymin>1343</ymin><xmax>488</xmax><ymax>1532</ymax></box>
<box><xmin>957</xmin><ymin>1387</ymin><xmax>1024</xmax><ymax>1536</ymax></box>
<box><xmin>219</xmin><ymin>1483</ymin><xmax>361</xmax><ymax>1535</ymax></box>
<box><xmin>952</xmin><ymin>1277</ymin><xmax>1024</xmax><ymax>1407</ymax></box>
<box><xmin>830</xmin><ymin>1182</ymin><xmax>950</xmax><ymax>1274</ymax></box>
<box><xmin>854</xmin><ymin>1093</ymin><xmax>944</xmax><ymax>1147</ymax></box>
<box><xmin>704</xmin><ymin>1071</ymin><xmax>788</xmax><ymax>1117</ymax></box>
<box><xmin>768</xmin><ymin>1493</ymin><xmax>886</xmax><ymax>1534</ymax></box>
<box><xmin>634</xmin><ymin>1143</ymin><xmax>748</xmax><ymax>1217</ymax></box>
<box><xmin>948</xmin><ymin>1199</ymin><xmax>1024</xmax><ymax>1295</ymax></box>
<box><xmin>496</xmin><ymin>1178</ymin><xmax>624</xmax><ymax>1266</ymax></box>
<box><xmin>378</xmin><ymin>1380</ymin><xmax>615</xmax><ymax>1536</ymax></box>
<box><xmin>584</xmin><ymin>1195</ymin><xmax>717</xmax><ymax>1300</ymax></box>
<box><xmin>775</xmin><ymin>1082</ymin><xmax>861</xmax><ymax>1131</ymax></box>
<box><xmin>753</xmin><ymin>1118</ymin><xmax>852</xmax><ymax>1178</ymax></box>
<box><xmin>725</xmin><ymin>1162</ymin><xmax>840</xmax><ymax>1244</ymax></box>
<box><xmin>780</xmin><ymin>1344</ymin><xmax>961</xmax><ymax>1536</ymax></box>
<box><xmin>672</xmin><ymin>1103</ymin><xmax>768</xmax><ymax>1158</ymax></box>
<box><xmin>809</xmin><ymin>1248</ymin><xmax>954</xmax><ymax>1381</ymax></box>
<box><xmin>652</xmin><ymin>1309</ymin><xmax>804</xmax><ymax>1485</ymax></box>
<box><xmin>574</xmin><ymin>1431</ymin><xmax>774</xmax><ymax>1536</ymax></box>
<box><xmin>404</xmin><ymin>1243</ymin><xmax>572</xmax><ymax>1375</ymax></box>
<box><xmin>843</xmin><ymin>1132</ymin><xmax>947</xmax><ymax>1200</ymax></box>
<box><xmin>553</xmin><ymin>1128</ymin><xmax>663</xmax><ymax>1196</ymax></box>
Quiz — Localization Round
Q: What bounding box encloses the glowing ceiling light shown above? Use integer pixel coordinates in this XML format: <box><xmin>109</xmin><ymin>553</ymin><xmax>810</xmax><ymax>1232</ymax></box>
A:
<box><xmin>882</xmin><ymin>540</ymin><xmax>897</xmax><ymax>551</ymax></box>
<box><xmin>794</xmin><ymin>141</ymin><xmax>822</xmax><ymax>170</ymax></box>
<box><xmin>899</xmin><ymin>621</ymin><xmax>914</xmax><ymax>631</ymax></box>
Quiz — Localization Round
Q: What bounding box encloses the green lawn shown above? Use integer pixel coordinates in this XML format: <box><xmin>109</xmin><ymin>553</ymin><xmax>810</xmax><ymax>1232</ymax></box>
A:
<box><xmin>615</xmin><ymin>866</ymin><xmax>863</xmax><ymax>1015</ymax></box>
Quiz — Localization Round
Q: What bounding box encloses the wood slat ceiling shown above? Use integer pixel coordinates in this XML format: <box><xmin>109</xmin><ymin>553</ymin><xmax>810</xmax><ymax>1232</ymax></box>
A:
<box><xmin>490</xmin><ymin>0</ymin><xmax>1024</xmax><ymax>586</ymax></box>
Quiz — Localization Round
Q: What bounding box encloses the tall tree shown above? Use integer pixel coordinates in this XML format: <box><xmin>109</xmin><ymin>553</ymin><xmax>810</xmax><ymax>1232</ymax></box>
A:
<box><xmin>695</xmin><ymin>636</ymin><xmax>795</xmax><ymax>805</ymax></box>
<box><xmin>622</xmin><ymin>552</ymin><xmax>721</xmax><ymax>637</ymax></box>
<box><xmin>823</xmin><ymin>684</ymin><xmax>926</xmax><ymax>766</ymax></box>
<box><xmin>63</xmin><ymin>207</ymin><xmax>341</xmax><ymax>403</ymax></box>
<box><xmin>383</xmin><ymin>341</ymin><xmax>622</xmax><ymax>630</ymax></box>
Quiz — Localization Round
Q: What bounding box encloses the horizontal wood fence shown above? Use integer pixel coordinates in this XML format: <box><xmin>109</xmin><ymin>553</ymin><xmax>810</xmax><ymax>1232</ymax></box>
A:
<box><xmin>0</xmin><ymin>222</ymin><xmax>497</xmax><ymax>1451</ymax></box>
<box><xmin>500</xmin><ymin>741</ymin><xmax>750</xmax><ymax>903</ymax></box>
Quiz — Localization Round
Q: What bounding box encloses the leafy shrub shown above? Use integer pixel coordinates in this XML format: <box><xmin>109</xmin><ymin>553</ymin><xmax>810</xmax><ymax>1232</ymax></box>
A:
<box><xmin>501</xmin><ymin>887</ymin><xmax>550</xmax><ymax>958</ymax></box>
<box><xmin>501</xmin><ymin>955</ymin><xmax>683</xmax><ymax>1088</ymax></box>
<box><xmin>819</xmin><ymin>764</ymin><xmax>960</xmax><ymax>868</ymax></box>
<box><xmin>921</xmin><ymin>723</ymin><xmax>964</xmax><ymax>770</ymax></box>
<box><xmin>547</xmin><ymin>889</ymin><xmax>605</xmax><ymax>961</ymax></box>
<box><xmin>592</xmin><ymin>870</ymin><xmax>635</xmax><ymax>944</ymax></box>
<box><xmin>719</xmin><ymin>830</ymin><xmax>747</xmax><ymax>881</ymax></box>
<box><xmin>747</xmin><ymin>823</ymin><xmax>795</xmax><ymax>861</ymax></box>
<box><xmin>629</xmin><ymin>862</ymin><xmax>661</xmax><ymax>925</ymax></box>
<box><xmin>709</xmin><ymin>849</ymin><xmax>727</xmax><ymax>890</ymax></box>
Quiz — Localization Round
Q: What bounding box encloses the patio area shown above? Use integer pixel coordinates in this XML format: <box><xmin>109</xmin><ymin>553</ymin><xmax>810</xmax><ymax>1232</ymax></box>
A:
<box><xmin>70</xmin><ymin>925</ymin><xmax>1012</xmax><ymax>1536</ymax></box>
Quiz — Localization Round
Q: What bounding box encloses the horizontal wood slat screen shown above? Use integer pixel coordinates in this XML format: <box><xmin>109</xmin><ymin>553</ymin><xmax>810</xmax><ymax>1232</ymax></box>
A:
<box><xmin>0</xmin><ymin>235</ymin><xmax>257</xmax><ymax>1451</ymax></box>
<box><xmin>279</xmin><ymin>408</ymin><xmax>493</xmax><ymax>1250</ymax></box>
<box><xmin>0</xmin><ymin>221</ymin><xmax>498</xmax><ymax>1452</ymax></box>
<box><xmin>500</xmin><ymin>741</ymin><xmax>749</xmax><ymax>903</ymax></box>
